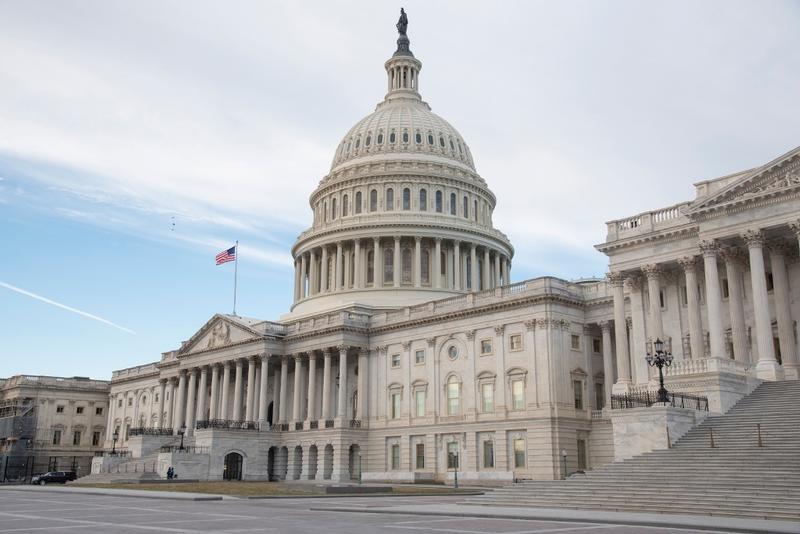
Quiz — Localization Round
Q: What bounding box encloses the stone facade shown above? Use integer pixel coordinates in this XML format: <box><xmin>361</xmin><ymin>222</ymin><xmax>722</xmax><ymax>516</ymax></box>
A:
<box><xmin>101</xmin><ymin>16</ymin><xmax>800</xmax><ymax>484</ymax></box>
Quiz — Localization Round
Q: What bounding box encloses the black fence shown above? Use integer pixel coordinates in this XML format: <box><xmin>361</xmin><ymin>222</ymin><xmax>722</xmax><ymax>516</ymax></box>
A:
<box><xmin>93</xmin><ymin>449</ymin><xmax>130</xmax><ymax>458</ymax></box>
<box><xmin>129</xmin><ymin>427</ymin><xmax>174</xmax><ymax>436</ymax></box>
<box><xmin>195</xmin><ymin>419</ymin><xmax>260</xmax><ymax>431</ymax></box>
<box><xmin>611</xmin><ymin>391</ymin><xmax>709</xmax><ymax>411</ymax></box>
<box><xmin>1</xmin><ymin>454</ymin><xmax>93</xmax><ymax>483</ymax></box>
<box><xmin>160</xmin><ymin>445</ymin><xmax>210</xmax><ymax>454</ymax></box>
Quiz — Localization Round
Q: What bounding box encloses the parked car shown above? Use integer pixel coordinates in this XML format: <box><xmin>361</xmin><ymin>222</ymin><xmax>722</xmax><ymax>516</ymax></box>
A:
<box><xmin>30</xmin><ymin>471</ymin><xmax>76</xmax><ymax>485</ymax></box>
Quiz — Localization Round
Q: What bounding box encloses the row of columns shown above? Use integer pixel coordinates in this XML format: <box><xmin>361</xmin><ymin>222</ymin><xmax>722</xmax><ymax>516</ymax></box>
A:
<box><xmin>294</xmin><ymin>237</ymin><xmax>511</xmax><ymax>301</ymax></box>
<box><xmin>609</xmin><ymin>227</ymin><xmax>799</xmax><ymax>386</ymax></box>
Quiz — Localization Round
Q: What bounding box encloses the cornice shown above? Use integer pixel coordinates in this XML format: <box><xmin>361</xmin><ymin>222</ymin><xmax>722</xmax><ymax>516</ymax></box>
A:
<box><xmin>595</xmin><ymin>224</ymin><xmax>699</xmax><ymax>254</ymax></box>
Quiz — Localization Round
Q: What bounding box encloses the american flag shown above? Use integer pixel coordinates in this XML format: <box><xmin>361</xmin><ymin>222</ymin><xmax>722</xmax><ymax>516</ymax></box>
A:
<box><xmin>215</xmin><ymin>245</ymin><xmax>236</xmax><ymax>265</ymax></box>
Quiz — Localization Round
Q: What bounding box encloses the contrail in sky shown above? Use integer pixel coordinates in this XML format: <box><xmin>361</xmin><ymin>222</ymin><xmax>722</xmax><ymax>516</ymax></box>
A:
<box><xmin>0</xmin><ymin>281</ymin><xmax>134</xmax><ymax>334</ymax></box>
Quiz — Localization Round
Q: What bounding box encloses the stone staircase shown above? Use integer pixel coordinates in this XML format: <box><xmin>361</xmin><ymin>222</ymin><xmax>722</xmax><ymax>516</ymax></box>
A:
<box><xmin>467</xmin><ymin>380</ymin><xmax>800</xmax><ymax>520</ymax></box>
<box><xmin>71</xmin><ymin>449</ymin><xmax>163</xmax><ymax>484</ymax></box>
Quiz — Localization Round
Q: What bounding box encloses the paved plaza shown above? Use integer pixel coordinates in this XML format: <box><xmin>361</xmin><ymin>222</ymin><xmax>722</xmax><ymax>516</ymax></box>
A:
<box><xmin>0</xmin><ymin>488</ymin><xmax>793</xmax><ymax>534</ymax></box>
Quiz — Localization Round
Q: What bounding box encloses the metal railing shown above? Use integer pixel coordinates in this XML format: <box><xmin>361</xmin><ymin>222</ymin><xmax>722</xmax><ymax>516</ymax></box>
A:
<box><xmin>309</xmin><ymin>421</ymin><xmax>318</xmax><ymax>429</ymax></box>
<box><xmin>129</xmin><ymin>427</ymin><xmax>174</xmax><ymax>436</ymax></box>
<box><xmin>94</xmin><ymin>449</ymin><xmax>130</xmax><ymax>457</ymax></box>
<box><xmin>195</xmin><ymin>419</ymin><xmax>260</xmax><ymax>431</ymax></box>
<box><xmin>324</xmin><ymin>420</ymin><xmax>334</xmax><ymax>429</ymax></box>
<box><xmin>160</xmin><ymin>445</ymin><xmax>210</xmax><ymax>454</ymax></box>
<box><xmin>611</xmin><ymin>391</ymin><xmax>708</xmax><ymax>411</ymax></box>
<box><xmin>349</xmin><ymin>419</ymin><xmax>362</xmax><ymax>428</ymax></box>
<box><xmin>276</xmin><ymin>423</ymin><xmax>289</xmax><ymax>432</ymax></box>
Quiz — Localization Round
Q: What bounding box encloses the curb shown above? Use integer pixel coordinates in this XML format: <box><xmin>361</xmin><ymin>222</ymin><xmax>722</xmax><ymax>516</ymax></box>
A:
<box><xmin>0</xmin><ymin>487</ymin><xmax>223</xmax><ymax>502</ymax></box>
<box><xmin>246</xmin><ymin>491</ymin><xmax>483</xmax><ymax>499</ymax></box>
<box><xmin>308</xmin><ymin>506</ymin><xmax>800</xmax><ymax>534</ymax></box>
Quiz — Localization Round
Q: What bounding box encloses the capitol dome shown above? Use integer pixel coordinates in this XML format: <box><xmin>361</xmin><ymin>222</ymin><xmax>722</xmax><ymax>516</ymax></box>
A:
<box><xmin>289</xmin><ymin>12</ymin><xmax>513</xmax><ymax>316</ymax></box>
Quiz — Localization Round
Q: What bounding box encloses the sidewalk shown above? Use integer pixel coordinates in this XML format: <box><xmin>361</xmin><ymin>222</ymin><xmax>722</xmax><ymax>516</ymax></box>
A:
<box><xmin>0</xmin><ymin>485</ymin><xmax>226</xmax><ymax>501</ymax></box>
<box><xmin>309</xmin><ymin>502</ymin><xmax>800</xmax><ymax>534</ymax></box>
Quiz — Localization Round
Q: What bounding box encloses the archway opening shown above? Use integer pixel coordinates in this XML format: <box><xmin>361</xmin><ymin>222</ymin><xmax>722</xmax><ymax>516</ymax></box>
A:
<box><xmin>223</xmin><ymin>452</ymin><xmax>243</xmax><ymax>481</ymax></box>
<box><xmin>348</xmin><ymin>444</ymin><xmax>361</xmax><ymax>481</ymax></box>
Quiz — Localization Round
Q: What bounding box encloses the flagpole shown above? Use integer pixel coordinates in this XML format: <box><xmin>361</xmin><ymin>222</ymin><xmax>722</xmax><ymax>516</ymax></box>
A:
<box><xmin>233</xmin><ymin>240</ymin><xmax>238</xmax><ymax>316</ymax></box>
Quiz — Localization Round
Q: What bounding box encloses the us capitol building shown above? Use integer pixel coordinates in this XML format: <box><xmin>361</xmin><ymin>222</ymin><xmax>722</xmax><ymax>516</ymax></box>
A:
<box><xmin>98</xmin><ymin>12</ymin><xmax>800</xmax><ymax>483</ymax></box>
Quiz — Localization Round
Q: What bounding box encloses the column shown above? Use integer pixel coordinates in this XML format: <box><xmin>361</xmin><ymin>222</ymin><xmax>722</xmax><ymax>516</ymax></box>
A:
<box><xmin>393</xmin><ymin>236</ymin><xmax>401</xmax><ymax>287</ymax></box>
<box><xmin>453</xmin><ymin>241</ymin><xmax>461</xmax><ymax>290</ymax></box>
<box><xmin>414</xmin><ymin>236</ymin><xmax>422</xmax><ymax>287</ymax></box>
<box><xmin>721</xmin><ymin>250</ymin><xmax>749</xmax><ymax>363</ymax></box>
<box><xmin>196</xmin><ymin>366</ymin><xmax>208</xmax><ymax>424</ymax></box>
<box><xmin>600</xmin><ymin>321</ymin><xmax>614</xmax><ymax>409</ymax></box>
<box><xmin>279</xmin><ymin>356</ymin><xmax>289</xmax><ymax>423</ymax></box>
<box><xmin>337</xmin><ymin>346</ymin><xmax>349</xmax><ymax>420</ymax></box>
<box><xmin>354</xmin><ymin>239</ymin><xmax>362</xmax><ymax>289</ymax></box>
<box><xmin>253</xmin><ymin>364</ymin><xmax>261</xmax><ymax>421</ymax></box>
<box><xmin>769</xmin><ymin>242</ymin><xmax>797</xmax><ymax>376</ymax></box>
<box><xmin>678</xmin><ymin>257</ymin><xmax>704</xmax><ymax>360</ymax></box>
<box><xmin>321</xmin><ymin>350</ymin><xmax>332</xmax><ymax>420</ymax></box>
<box><xmin>272</xmin><ymin>359</ymin><xmax>281</xmax><ymax>425</ymax></box>
<box><xmin>483</xmin><ymin>247</ymin><xmax>491</xmax><ymax>290</ymax></box>
<box><xmin>157</xmin><ymin>380</ymin><xmax>166</xmax><ymax>429</ymax></box>
<box><xmin>165</xmin><ymin>381</ymin><xmax>175</xmax><ymax>430</ymax></box>
<box><xmin>373</xmin><ymin>237</ymin><xmax>381</xmax><ymax>288</ymax></box>
<box><xmin>335</xmin><ymin>242</ymin><xmax>343</xmax><ymax>291</ymax></box>
<box><xmin>300</xmin><ymin>253</ymin><xmax>308</xmax><ymax>299</ymax></box>
<box><xmin>642</xmin><ymin>264</ymin><xmax>664</xmax><ymax>342</ymax></box>
<box><xmin>294</xmin><ymin>259</ymin><xmax>301</xmax><ymax>302</ymax></box>
<box><xmin>699</xmin><ymin>240</ymin><xmax>726</xmax><ymax>360</ymax></box>
<box><xmin>608</xmin><ymin>273</ymin><xmax>631</xmax><ymax>389</ymax></box>
<box><xmin>343</xmin><ymin>245</ymin><xmax>351</xmax><ymax>289</ymax></box>
<box><xmin>174</xmin><ymin>370</ymin><xmax>187</xmax><ymax>435</ymax></box>
<box><xmin>259</xmin><ymin>354</ymin><xmax>270</xmax><ymax>427</ymax></box>
<box><xmin>185</xmin><ymin>369</ymin><xmax>197</xmax><ymax>435</ymax></box>
<box><xmin>292</xmin><ymin>354</ymin><xmax>304</xmax><ymax>423</ymax></box>
<box><xmin>220</xmin><ymin>361</ymin><xmax>231</xmax><ymax>420</ymax></box>
<box><xmin>245</xmin><ymin>356</ymin><xmax>256</xmax><ymax>420</ymax></box>
<box><xmin>320</xmin><ymin>246</ymin><xmax>329</xmax><ymax>293</ymax></box>
<box><xmin>494</xmin><ymin>252</ymin><xmax>501</xmax><ymax>288</ymax></box>
<box><xmin>309</xmin><ymin>249</ymin><xmax>317</xmax><ymax>295</ymax></box>
<box><xmin>209</xmin><ymin>364</ymin><xmax>220</xmax><ymax>419</ymax></box>
<box><xmin>357</xmin><ymin>349</ymin><xmax>369</xmax><ymax>420</ymax></box>
<box><xmin>743</xmin><ymin>230</ymin><xmax>782</xmax><ymax>379</ymax></box>
<box><xmin>232</xmin><ymin>358</ymin><xmax>244</xmax><ymax>420</ymax></box>
<box><xmin>470</xmin><ymin>243</ymin><xmax>478</xmax><ymax>291</ymax></box>
<box><xmin>434</xmin><ymin>238</ymin><xmax>442</xmax><ymax>289</ymax></box>
<box><xmin>583</xmin><ymin>326</ymin><xmax>595</xmax><ymax>409</ymax></box>
<box><xmin>307</xmin><ymin>353</ymin><xmax>318</xmax><ymax>422</ymax></box>
<box><xmin>502</xmin><ymin>256</ymin><xmax>510</xmax><ymax>285</ymax></box>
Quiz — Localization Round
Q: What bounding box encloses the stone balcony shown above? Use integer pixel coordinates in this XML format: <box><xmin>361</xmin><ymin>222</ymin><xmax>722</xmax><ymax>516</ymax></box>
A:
<box><xmin>602</xmin><ymin>201</ymin><xmax>694</xmax><ymax>244</ymax></box>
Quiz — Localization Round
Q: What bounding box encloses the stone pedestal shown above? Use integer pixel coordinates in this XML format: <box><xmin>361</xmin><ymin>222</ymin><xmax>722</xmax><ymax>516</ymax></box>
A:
<box><xmin>611</xmin><ymin>406</ymin><xmax>708</xmax><ymax>462</ymax></box>
<box><xmin>756</xmin><ymin>359</ymin><xmax>785</xmax><ymax>381</ymax></box>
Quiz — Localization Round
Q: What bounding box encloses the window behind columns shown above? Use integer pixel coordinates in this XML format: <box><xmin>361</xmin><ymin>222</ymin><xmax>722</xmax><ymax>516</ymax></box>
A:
<box><xmin>342</xmin><ymin>194</ymin><xmax>348</xmax><ymax>217</ymax></box>
<box><xmin>370</xmin><ymin>189</ymin><xmax>377</xmax><ymax>212</ymax></box>
<box><xmin>384</xmin><ymin>248</ymin><xmax>394</xmax><ymax>283</ymax></box>
<box><xmin>421</xmin><ymin>249</ymin><xmax>430</xmax><ymax>285</ymax></box>
<box><xmin>367</xmin><ymin>251</ymin><xmax>374</xmax><ymax>284</ymax></box>
<box><xmin>401</xmin><ymin>248</ymin><xmax>412</xmax><ymax>284</ymax></box>
<box><xmin>419</xmin><ymin>189</ymin><xmax>427</xmax><ymax>211</ymax></box>
<box><xmin>435</xmin><ymin>190</ymin><xmax>442</xmax><ymax>212</ymax></box>
<box><xmin>450</xmin><ymin>192</ymin><xmax>456</xmax><ymax>215</ymax></box>
<box><xmin>403</xmin><ymin>188</ymin><xmax>411</xmax><ymax>210</ymax></box>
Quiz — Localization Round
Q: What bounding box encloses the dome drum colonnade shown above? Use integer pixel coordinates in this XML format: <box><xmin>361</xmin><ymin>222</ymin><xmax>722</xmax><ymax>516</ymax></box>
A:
<box><xmin>290</xmin><ymin>20</ymin><xmax>512</xmax><ymax>314</ymax></box>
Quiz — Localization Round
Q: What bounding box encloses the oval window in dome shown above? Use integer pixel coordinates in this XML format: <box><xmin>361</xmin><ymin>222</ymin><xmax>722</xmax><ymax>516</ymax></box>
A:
<box><xmin>439</xmin><ymin>136</ymin><xmax>445</xmax><ymax>147</ymax></box>
<box><xmin>415</xmin><ymin>132</ymin><xmax>422</xmax><ymax>144</ymax></box>
<box><xmin>390</xmin><ymin>132</ymin><xmax>396</xmax><ymax>144</ymax></box>
<box><xmin>427</xmin><ymin>134</ymin><xmax>434</xmax><ymax>145</ymax></box>
<box><xmin>365</xmin><ymin>135</ymin><xmax>371</xmax><ymax>147</ymax></box>
<box><xmin>457</xmin><ymin>140</ymin><xmax>463</xmax><ymax>155</ymax></box>
<box><xmin>355</xmin><ymin>138</ymin><xmax>360</xmax><ymax>149</ymax></box>
<box><xmin>377</xmin><ymin>133</ymin><xmax>384</xmax><ymax>144</ymax></box>
<box><xmin>449</xmin><ymin>139</ymin><xmax>455</xmax><ymax>151</ymax></box>
<box><xmin>402</xmin><ymin>131</ymin><xmax>409</xmax><ymax>143</ymax></box>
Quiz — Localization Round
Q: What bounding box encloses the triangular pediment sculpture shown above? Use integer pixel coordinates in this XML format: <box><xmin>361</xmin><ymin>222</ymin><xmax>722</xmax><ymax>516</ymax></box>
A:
<box><xmin>688</xmin><ymin>146</ymin><xmax>800</xmax><ymax>215</ymax></box>
<box><xmin>178</xmin><ymin>314</ymin><xmax>265</xmax><ymax>355</ymax></box>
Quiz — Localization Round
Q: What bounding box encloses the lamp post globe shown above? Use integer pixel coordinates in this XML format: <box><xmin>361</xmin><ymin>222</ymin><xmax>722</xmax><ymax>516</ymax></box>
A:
<box><xmin>111</xmin><ymin>430</ymin><xmax>119</xmax><ymax>454</ymax></box>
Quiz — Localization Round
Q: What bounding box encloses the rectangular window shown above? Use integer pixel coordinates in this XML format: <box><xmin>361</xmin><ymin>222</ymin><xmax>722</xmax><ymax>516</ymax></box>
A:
<box><xmin>722</xmin><ymin>279</ymin><xmax>730</xmax><ymax>299</ymax></box>
<box><xmin>577</xmin><ymin>439</ymin><xmax>588</xmax><ymax>471</ymax></box>
<box><xmin>52</xmin><ymin>430</ymin><xmax>61</xmax><ymax>445</ymax></box>
<box><xmin>447</xmin><ymin>442</ymin><xmax>459</xmax><ymax>468</ymax></box>
<box><xmin>592</xmin><ymin>338</ymin><xmax>601</xmax><ymax>354</ymax></box>
<box><xmin>573</xmin><ymin>380</ymin><xmax>584</xmax><ymax>410</ymax></box>
<box><xmin>56</xmin><ymin>406</ymin><xmax>64</xmax><ymax>414</ymax></box>
<box><xmin>124</xmin><ymin>424</ymin><xmax>130</xmax><ymax>441</ymax></box>
<box><xmin>447</xmin><ymin>382</ymin><xmax>460</xmax><ymax>415</ymax></box>
<box><xmin>483</xmin><ymin>440</ymin><xmax>494</xmax><ymax>468</ymax></box>
<box><xmin>595</xmin><ymin>383</ymin><xmax>605</xmax><ymax>410</ymax></box>
<box><xmin>512</xmin><ymin>379</ymin><xmax>525</xmax><ymax>410</ymax></box>
<box><xmin>128</xmin><ymin>398</ymin><xmax>132</xmax><ymax>406</ymax></box>
<box><xmin>509</xmin><ymin>334</ymin><xmax>522</xmax><ymax>351</ymax></box>
<box><xmin>154</xmin><ymin>393</ymin><xmax>159</xmax><ymax>403</ymax></box>
<box><xmin>480</xmin><ymin>339</ymin><xmax>492</xmax><ymax>355</ymax></box>
<box><xmin>481</xmin><ymin>383</ymin><xmax>494</xmax><ymax>413</ymax></box>
<box><xmin>513</xmin><ymin>438</ymin><xmax>525</xmax><ymax>468</ymax></box>
<box><xmin>118</xmin><ymin>399</ymin><xmax>123</xmax><ymax>408</ymax></box>
<box><xmin>415</xmin><ymin>390</ymin><xmax>425</xmax><ymax>417</ymax></box>
<box><xmin>391</xmin><ymin>393</ymin><xmax>401</xmax><ymax>419</ymax></box>
<box><xmin>391</xmin><ymin>353</ymin><xmax>401</xmax><ymax>368</ymax></box>
<box><xmin>92</xmin><ymin>432</ymin><xmax>101</xmax><ymax>446</ymax></box>
<box><xmin>415</xmin><ymin>443</ymin><xmax>425</xmax><ymax>469</ymax></box>
<box><xmin>571</xmin><ymin>335</ymin><xmax>580</xmax><ymax>350</ymax></box>
<box><xmin>415</xmin><ymin>349</ymin><xmax>425</xmax><ymax>364</ymax></box>
<box><xmin>95</xmin><ymin>407</ymin><xmax>103</xmax><ymax>416</ymax></box>
<box><xmin>76</xmin><ymin>406</ymin><xmax>84</xmax><ymax>415</ymax></box>
<box><xmin>72</xmin><ymin>431</ymin><xmax>81</xmax><ymax>446</ymax></box>
<box><xmin>391</xmin><ymin>444</ymin><xmax>400</xmax><ymax>470</ymax></box>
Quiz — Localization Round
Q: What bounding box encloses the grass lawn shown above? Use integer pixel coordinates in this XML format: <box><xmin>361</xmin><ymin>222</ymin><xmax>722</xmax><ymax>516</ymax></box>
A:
<box><xmin>76</xmin><ymin>481</ymin><xmax>473</xmax><ymax>497</ymax></box>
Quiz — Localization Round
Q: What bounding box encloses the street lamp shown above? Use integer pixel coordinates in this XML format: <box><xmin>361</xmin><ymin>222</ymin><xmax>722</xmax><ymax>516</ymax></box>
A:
<box><xmin>646</xmin><ymin>338</ymin><xmax>674</xmax><ymax>404</ymax></box>
<box><xmin>178</xmin><ymin>423</ymin><xmax>186</xmax><ymax>451</ymax></box>
<box><xmin>111</xmin><ymin>430</ymin><xmax>119</xmax><ymax>455</ymax></box>
<box><xmin>561</xmin><ymin>449</ymin><xmax>567</xmax><ymax>479</ymax></box>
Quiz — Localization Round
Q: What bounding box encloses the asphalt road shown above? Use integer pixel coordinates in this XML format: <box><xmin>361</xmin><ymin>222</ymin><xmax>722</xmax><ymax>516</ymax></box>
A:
<box><xmin>0</xmin><ymin>489</ymin><xmax>741</xmax><ymax>533</ymax></box>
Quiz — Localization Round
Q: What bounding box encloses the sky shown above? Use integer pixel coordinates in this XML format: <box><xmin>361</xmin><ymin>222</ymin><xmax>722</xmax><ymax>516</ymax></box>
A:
<box><xmin>1</xmin><ymin>1</ymin><xmax>798</xmax><ymax>380</ymax></box>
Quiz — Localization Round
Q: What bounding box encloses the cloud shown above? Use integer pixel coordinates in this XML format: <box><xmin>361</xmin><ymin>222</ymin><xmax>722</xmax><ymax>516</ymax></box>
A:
<box><xmin>0</xmin><ymin>281</ymin><xmax>134</xmax><ymax>334</ymax></box>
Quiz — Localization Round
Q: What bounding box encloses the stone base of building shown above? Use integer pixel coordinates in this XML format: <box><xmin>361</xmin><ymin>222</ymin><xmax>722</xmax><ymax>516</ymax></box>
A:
<box><xmin>611</xmin><ymin>405</ymin><xmax>708</xmax><ymax>462</ymax></box>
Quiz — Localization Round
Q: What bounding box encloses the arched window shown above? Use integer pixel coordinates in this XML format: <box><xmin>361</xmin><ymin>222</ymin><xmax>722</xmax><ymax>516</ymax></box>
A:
<box><xmin>450</xmin><ymin>193</ymin><xmax>456</xmax><ymax>215</ymax></box>
<box><xmin>419</xmin><ymin>189</ymin><xmax>427</xmax><ymax>211</ymax></box>
<box><xmin>402</xmin><ymin>248</ymin><xmax>412</xmax><ymax>284</ymax></box>
<box><xmin>435</xmin><ymin>190</ymin><xmax>443</xmax><ymax>213</ymax></box>
<box><xmin>324</xmin><ymin>201</ymin><xmax>328</xmax><ymax>222</ymax></box>
<box><xmin>421</xmin><ymin>249</ymin><xmax>430</xmax><ymax>285</ymax></box>
<box><xmin>370</xmin><ymin>190</ymin><xmax>378</xmax><ymax>212</ymax></box>
<box><xmin>365</xmin><ymin>135</ymin><xmax>371</xmax><ymax>147</ymax></box>
<box><xmin>367</xmin><ymin>250</ymin><xmax>375</xmax><ymax>284</ymax></box>
<box><xmin>384</xmin><ymin>248</ymin><xmax>394</xmax><ymax>284</ymax></box>
<box><xmin>403</xmin><ymin>188</ymin><xmax>411</xmax><ymax>210</ymax></box>
<box><xmin>463</xmin><ymin>196</ymin><xmax>469</xmax><ymax>218</ymax></box>
<box><xmin>447</xmin><ymin>376</ymin><xmax>460</xmax><ymax>415</ymax></box>
<box><xmin>473</xmin><ymin>199</ymin><xmax>478</xmax><ymax>222</ymax></box>
<box><xmin>386</xmin><ymin>188</ymin><xmax>394</xmax><ymax>210</ymax></box>
<box><xmin>332</xmin><ymin>198</ymin><xmax>337</xmax><ymax>219</ymax></box>
<box><xmin>342</xmin><ymin>195</ymin><xmax>348</xmax><ymax>217</ymax></box>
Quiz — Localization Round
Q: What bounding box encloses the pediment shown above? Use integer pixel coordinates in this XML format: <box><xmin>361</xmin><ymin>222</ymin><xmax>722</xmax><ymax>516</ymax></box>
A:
<box><xmin>688</xmin><ymin>146</ymin><xmax>800</xmax><ymax>215</ymax></box>
<box><xmin>178</xmin><ymin>314</ymin><xmax>265</xmax><ymax>355</ymax></box>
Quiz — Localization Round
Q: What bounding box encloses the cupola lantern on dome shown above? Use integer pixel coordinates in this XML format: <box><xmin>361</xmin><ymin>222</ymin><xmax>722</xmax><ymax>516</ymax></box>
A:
<box><xmin>288</xmin><ymin>9</ymin><xmax>514</xmax><ymax>317</ymax></box>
